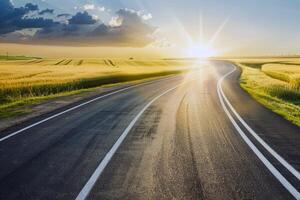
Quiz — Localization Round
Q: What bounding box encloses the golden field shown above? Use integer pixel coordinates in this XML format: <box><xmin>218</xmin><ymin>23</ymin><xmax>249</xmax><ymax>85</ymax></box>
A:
<box><xmin>0</xmin><ymin>58</ymin><xmax>195</xmax><ymax>118</ymax></box>
<box><xmin>233</xmin><ymin>58</ymin><xmax>300</xmax><ymax>126</ymax></box>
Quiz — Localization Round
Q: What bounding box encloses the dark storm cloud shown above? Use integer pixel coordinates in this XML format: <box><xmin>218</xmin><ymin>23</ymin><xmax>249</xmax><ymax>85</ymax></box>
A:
<box><xmin>0</xmin><ymin>2</ymin><xmax>156</xmax><ymax>47</ymax></box>
<box><xmin>88</xmin><ymin>24</ymin><xmax>109</xmax><ymax>36</ymax></box>
<box><xmin>57</xmin><ymin>13</ymin><xmax>71</xmax><ymax>18</ymax></box>
<box><xmin>68</xmin><ymin>12</ymin><xmax>97</xmax><ymax>25</ymax></box>
<box><xmin>24</xmin><ymin>3</ymin><xmax>39</xmax><ymax>11</ymax></box>
<box><xmin>32</xmin><ymin>9</ymin><xmax>155</xmax><ymax>46</ymax></box>
<box><xmin>39</xmin><ymin>8</ymin><xmax>54</xmax><ymax>15</ymax></box>
<box><xmin>17</xmin><ymin>18</ymin><xmax>56</xmax><ymax>29</ymax></box>
<box><xmin>0</xmin><ymin>0</ymin><xmax>56</xmax><ymax>34</ymax></box>
<box><xmin>113</xmin><ymin>9</ymin><xmax>155</xmax><ymax>41</ymax></box>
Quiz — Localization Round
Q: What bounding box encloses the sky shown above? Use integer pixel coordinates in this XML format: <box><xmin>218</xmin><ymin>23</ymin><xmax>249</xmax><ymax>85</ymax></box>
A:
<box><xmin>0</xmin><ymin>0</ymin><xmax>300</xmax><ymax>58</ymax></box>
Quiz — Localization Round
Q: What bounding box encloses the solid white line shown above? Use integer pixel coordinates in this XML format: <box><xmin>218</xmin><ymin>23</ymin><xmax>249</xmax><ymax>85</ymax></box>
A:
<box><xmin>219</xmin><ymin>64</ymin><xmax>300</xmax><ymax>181</ymax></box>
<box><xmin>0</xmin><ymin>76</ymin><xmax>177</xmax><ymax>143</ymax></box>
<box><xmin>75</xmin><ymin>81</ymin><xmax>189</xmax><ymax>200</ymax></box>
<box><xmin>217</xmin><ymin>65</ymin><xmax>300</xmax><ymax>199</ymax></box>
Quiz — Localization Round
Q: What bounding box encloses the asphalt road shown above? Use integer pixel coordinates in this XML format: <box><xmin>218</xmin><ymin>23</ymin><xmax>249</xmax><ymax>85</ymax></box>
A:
<box><xmin>0</xmin><ymin>61</ymin><xmax>299</xmax><ymax>200</ymax></box>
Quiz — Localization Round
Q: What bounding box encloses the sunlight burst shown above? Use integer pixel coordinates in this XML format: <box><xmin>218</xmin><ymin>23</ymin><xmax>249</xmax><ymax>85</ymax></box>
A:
<box><xmin>185</xmin><ymin>44</ymin><xmax>216</xmax><ymax>58</ymax></box>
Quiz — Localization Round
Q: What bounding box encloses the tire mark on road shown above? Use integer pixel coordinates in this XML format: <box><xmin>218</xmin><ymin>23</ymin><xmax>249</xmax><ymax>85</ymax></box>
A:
<box><xmin>154</xmin><ymin>92</ymin><xmax>204</xmax><ymax>200</ymax></box>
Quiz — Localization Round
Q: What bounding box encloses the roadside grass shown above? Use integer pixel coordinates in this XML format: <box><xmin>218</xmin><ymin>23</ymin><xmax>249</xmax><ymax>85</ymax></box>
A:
<box><xmin>235</xmin><ymin>60</ymin><xmax>300</xmax><ymax>126</ymax></box>
<box><xmin>0</xmin><ymin>58</ymin><xmax>195</xmax><ymax>118</ymax></box>
<box><xmin>0</xmin><ymin>55</ymin><xmax>41</xmax><ymax>60</ymax></box>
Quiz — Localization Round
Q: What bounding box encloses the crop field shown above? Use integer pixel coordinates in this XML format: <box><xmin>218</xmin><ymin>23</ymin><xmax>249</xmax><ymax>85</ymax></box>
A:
<box><xmin>0</xmin><ymin>58</ymin><xmax>195</xmax><ymax>118</ymax></box>
<box><xmin>234</xmin><ymin>58</ymin><xmax>300</xmax><ymax>126</ymax></box>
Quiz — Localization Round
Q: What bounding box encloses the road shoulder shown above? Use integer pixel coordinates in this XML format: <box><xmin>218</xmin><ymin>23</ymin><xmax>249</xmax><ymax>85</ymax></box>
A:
<box><xmin>0</xmin><ymin>75</ymin><xmax>177</xmax><ymax>133</ymax></box>
<box><xmin>221</xmin><ymin>62</ymin><xmax>300</xmax><ymax>172</ymax></box>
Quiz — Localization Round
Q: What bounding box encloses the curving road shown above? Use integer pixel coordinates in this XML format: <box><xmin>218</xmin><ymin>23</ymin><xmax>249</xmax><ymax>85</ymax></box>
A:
<box><xmin>0</xmin><ymin>61</ymin><xmax>299</xmax><ymax>200</ymax></box>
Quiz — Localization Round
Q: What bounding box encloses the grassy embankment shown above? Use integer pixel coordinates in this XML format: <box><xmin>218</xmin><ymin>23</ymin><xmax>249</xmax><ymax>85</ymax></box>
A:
<box><xmin>0</xmin><ymin>58</ymin><xmax>195</xmax><ymax>118</ymax></box>
<box><xmin>233</xmin><ymin>58</ymin><xmax>300</xmax><ymax>126</ymax></box>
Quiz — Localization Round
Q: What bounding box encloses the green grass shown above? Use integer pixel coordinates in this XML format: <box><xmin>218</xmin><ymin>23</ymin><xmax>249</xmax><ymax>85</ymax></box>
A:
<box><xmin>0</xmin><ymin>55</ymin><xmax>41</xmax><ymax>60</ymax></box>
<box><xmin>0</xmin><ymin>58</ymin><xmax>194</xmax><ymax>118</ymax></box>
<box><xmin>236</xmin><ymin>61</ymin><xmax>300</xmax><ymax>126</ymax></box>
<box><xmin>266</xmin><ymin>85</ymin><xmax>300</xmax><ymax>103</ymax></box>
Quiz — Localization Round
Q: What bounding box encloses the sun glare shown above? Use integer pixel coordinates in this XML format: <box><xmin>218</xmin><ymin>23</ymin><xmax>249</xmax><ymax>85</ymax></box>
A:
<box><xmin>185</xmin><ymin>44</ymin><xmax>217</xmax><ymax>58</ymax></box>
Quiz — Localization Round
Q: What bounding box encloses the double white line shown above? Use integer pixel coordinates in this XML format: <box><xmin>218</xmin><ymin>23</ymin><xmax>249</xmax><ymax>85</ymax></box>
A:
<box><xmin>1</xmin><ymin>65</ymin><xmax>299</xmax><ymax>199</ymax></box>
<box><xmin>217</xmin><ymin>64</ymin><xmax>300</xmax><ymax>199</ymax></box>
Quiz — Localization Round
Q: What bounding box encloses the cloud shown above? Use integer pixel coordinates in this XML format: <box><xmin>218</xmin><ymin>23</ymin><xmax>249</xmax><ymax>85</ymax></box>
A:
<box><xmin>57</xmin><ymin>13</ymin><xmax>71</xmax><ymax>18</ymax></box>
<box><xmin>0</xmin><ymin>3</ymin><xmax>156</xmax><ymax>47</ymax></box>
<box><xmin>34</xmin><ymin>9</ymin><xmax>155</xmax><ymax>46</ymax></box>
<box><xmin>17</xmin><ymin>18</ymin><xmax>56</xmax><ymax>29</ymax></box>
<box><xmin>98</xmin><ymin>6</ymin><xmax>105</xmax><ymax>12</ymax></box>
<box><xmin>24</xmin><ymin>3</ymin><xmax>39</xmax><ymax>11</ymax></box>
<box><xmin>0</xmin><ymin>0</ymin><xmax>56</xmax><ymax>35</ymax></box>
<box><xmin>68</xmin><ymin>11</ymin><xmax>97</xmax><ymax>25</ymax></box>
<box><xmin>39</xmin><ymin>8</ymin><xmax>54</xmax><ymax>15</ymax></box>
<box><xmin>107</xmin><ymin>9</ymin><xmax>155</xmax><ymax>46</ymax></box>
<box><xmin>150</xmin><ymin>29</ymin><xmax>174</xmax><ymax>48</ymax></box>
<box><xmin>142</xmin><ymin>13</ymin><xmax>152</xmax><ymax>20</ymax></box>
<box><xmin>109</xmin><ymin>16</ymin><xmax>122</xmax><ymax>27</ymax></box>
<box><xmin>83</xmin><ymin>4</ymin><xmax>95</xmax><ymax>10</ymax></box>
<box><xmin>83</xmin><ymin>4</ymin><xmax>105</xmax><ymax>12</ymax></box>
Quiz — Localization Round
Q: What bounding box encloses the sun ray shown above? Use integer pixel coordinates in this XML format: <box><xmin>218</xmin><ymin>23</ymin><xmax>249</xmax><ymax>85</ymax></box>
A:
<box><xmin>198</xmin><ymin>13</ymin><xmax>204</xmax><ymax>43</ymax></box>
<box><xmin>208</xmin><ymin>17</ymin><xmax>230</xmax><ymax>46</ymax></box>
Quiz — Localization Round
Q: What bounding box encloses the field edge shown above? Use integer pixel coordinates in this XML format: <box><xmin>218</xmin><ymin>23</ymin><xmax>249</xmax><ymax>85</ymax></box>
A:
<box><xmin>234</xmin><ymin>62</ymin><xmax>300</xmax><ymax>127</ymax></box>
<box><xmin>0</xmin><ymin>71</ymin><xmax>184</xmax><ymax>131</ymax></box>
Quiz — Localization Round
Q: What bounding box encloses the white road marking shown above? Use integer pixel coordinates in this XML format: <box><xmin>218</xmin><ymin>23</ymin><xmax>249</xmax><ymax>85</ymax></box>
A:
<box><xmin>75</xmin><ymin>81</ymin><xmax>189</xmax><ymax>200</ymax></box>
<box><xmin>219</xmin><ymin>64</ymin><xmax>300</xmax><ymax>181</ymax></box>
<box><xmin>0</xmin><ymin>76</ymin><xmax>177</xmax><ymax>142</ymax></box>
<box><xmin>217</xmin><ymin>64</ymin><xmax>300</xmax><ymax>199</ymax></box>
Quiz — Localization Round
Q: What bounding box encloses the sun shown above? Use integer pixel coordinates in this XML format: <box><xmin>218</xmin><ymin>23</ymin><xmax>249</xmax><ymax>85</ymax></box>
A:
<box><xmin>185</xmin><ymin>44</ymin><xmax>217</xmax><ymax>58</ymax></box>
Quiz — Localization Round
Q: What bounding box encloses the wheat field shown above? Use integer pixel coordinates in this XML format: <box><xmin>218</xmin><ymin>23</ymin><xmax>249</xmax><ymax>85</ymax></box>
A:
<box><xmin>0</xmin><ymin>58</ymin><xmax>195</xmax><ymax>118</ymax></box>
<box><xmin>235</xmin><ymin>59</ymin><xmax>300</xmax><ymax>126</ymax></box>
<box><xmin>262</xmin><ymin>64</ymin><xmax>300</xmax><ymax>88</ymax></box>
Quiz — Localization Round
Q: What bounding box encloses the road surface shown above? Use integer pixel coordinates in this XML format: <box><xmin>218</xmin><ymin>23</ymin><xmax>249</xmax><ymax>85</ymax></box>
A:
<box><xmin>0</xmin><ymin>61</ymin><xmax>299</xmax><ymax>200</ymax></box>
